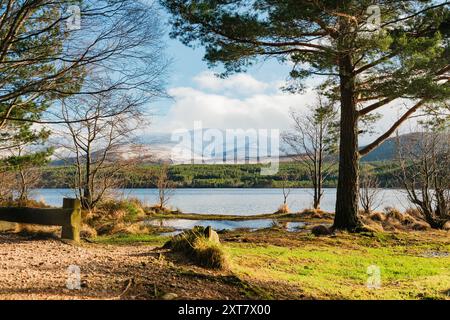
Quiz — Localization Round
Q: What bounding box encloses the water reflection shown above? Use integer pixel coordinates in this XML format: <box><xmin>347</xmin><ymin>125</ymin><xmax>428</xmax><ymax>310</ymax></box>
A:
<box><xmin>146</xmin><ymin>218</ymin><xmax>305</xmax><ymax>232</ymax></box>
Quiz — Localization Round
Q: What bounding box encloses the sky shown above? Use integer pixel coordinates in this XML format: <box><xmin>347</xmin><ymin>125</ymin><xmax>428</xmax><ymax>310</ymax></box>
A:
<box><xmin>145</xmin><ymin>14</ymin><xmax>418</xmax><ymax>146</ymax></box>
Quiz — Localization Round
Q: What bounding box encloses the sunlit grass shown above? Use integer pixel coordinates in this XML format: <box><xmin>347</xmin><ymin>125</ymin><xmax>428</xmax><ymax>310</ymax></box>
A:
<box><xmin>225</xmin><ymin>232</ymin><xmax>450</xmax><ymax>299</ymax></box>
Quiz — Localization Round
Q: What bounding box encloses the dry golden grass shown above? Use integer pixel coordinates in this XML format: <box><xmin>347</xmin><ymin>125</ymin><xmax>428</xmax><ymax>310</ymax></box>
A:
<box><xmin>359</xmin><ymin>207</ymin><xmax>438</xmax><ymax>232</ymax></box>
<box><xmin>275</xmin><ymin>204</ymin><xmax>290</xmax><ymax>214</ymax></box>
<box><xmin>15</xmin><ymin>224</ymin><xmax>60</xmax><ymax>238</ymax></box>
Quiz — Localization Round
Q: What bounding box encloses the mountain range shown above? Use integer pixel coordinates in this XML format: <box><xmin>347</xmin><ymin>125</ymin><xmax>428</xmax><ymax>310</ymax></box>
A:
<box><xmin>51</xmin><ymin>130</ymin><xmax>416</xmax><ymax>165</ymax></box>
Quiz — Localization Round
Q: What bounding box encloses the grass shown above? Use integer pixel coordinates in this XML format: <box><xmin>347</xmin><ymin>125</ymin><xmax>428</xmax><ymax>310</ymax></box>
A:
<box><xmin>224</xmin><ymin>231</ymin><xmax>450</xmax><ymax>299</ymax></box>
<box><xmin>88</xmin><ymin>225</ymin><xmax>450</xmax><ymax>299</ymax></box>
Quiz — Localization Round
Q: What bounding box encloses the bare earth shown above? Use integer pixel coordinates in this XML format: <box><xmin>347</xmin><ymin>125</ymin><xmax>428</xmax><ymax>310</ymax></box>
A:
<box><xmin>0</xmin><ymin>234</ymin><xmax>247</xmax><ymax>300</ymax></box>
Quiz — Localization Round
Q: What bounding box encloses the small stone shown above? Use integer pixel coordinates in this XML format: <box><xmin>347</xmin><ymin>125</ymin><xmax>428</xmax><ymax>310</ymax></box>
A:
<box><xmin>204</xmin><ymin>226</ymin><xmax>220</xmax><ymax>244</ymax></box>
<box><xmin>443</xmin><ymin>221</ymin><xmax>450</xmax><ymax>231</ymax></box>
<box><xmin>162</xmin><ymin>292</ymin><xmax>178</xmax><ymax>300</ymax></box>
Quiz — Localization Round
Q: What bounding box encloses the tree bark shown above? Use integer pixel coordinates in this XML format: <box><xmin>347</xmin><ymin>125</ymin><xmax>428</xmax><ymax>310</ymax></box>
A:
<box><xmin>333</xmin><ymin>55</ymin><xmax>362</xmax><ymax>231</ymax></box>
<box><xmin>82</xmin><ymin>151</ymin><xmax>92</xmax><ymax>210</ymax></box>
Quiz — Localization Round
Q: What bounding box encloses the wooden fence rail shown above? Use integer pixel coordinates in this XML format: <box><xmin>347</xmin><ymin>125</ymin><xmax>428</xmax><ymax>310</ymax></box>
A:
<box><xmin>0</xmin><ymin>198</ymin><xmax>81</xmax><ymax>242</ymax></box>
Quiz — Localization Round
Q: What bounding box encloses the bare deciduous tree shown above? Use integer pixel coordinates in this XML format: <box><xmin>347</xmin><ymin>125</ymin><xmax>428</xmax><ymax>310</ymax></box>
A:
<box><xmin>282</xmin><ymin>95</ymin><xmax>338</xmax><ymax>209</ymax></box>
<box><xmin>359</xmin><ymin>167</ymin><xmax>381</xmax><ymax>214</ymax></box>
<box><xmin>154</xmin><ymin>163</ymin><xmax>175</xmax><ymax>210</ymax></box>
<box><xmin>0</xmin><ymin>1</ymin><xmax>168</xmax><ymax>209</ymax></box>
<box><xmin>57</xmin><ymin>91</ymin><xmax>145</xmax><ymax>210</ymax></box>
<box><xmin>396</xmin><ymin>129</ymin><xmax>450</xmax><ymax>229</ymax></box>
<box><xmin>276</xmin><ymin>172</ymin><xmax>291</xmax><ymax>214</ymax></box>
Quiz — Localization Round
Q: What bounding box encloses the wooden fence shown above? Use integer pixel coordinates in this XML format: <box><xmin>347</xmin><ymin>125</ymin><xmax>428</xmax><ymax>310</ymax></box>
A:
<box><xmin>0</xmin><ymin>198</ymin><xmax>81</xmax><ymax>242</ymax></box>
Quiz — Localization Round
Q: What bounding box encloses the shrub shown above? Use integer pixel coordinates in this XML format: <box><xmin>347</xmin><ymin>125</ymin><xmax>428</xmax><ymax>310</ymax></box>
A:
<box><xmin>96</xmin><ymin>198</ymin><xmax>145</xmax><ymax>222</ymax></box>
<box><xmin>85</xmin><ymin>198</ymin><xmax>147</xmax><ymax>234</ymax></box>
<box><xmin>0</xmin><ymin>199</ymin><xmax>50</xmax><ymax>208</ymax></box>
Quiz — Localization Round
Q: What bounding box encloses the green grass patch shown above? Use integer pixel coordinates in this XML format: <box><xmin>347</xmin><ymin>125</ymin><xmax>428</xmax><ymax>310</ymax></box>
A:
<box><xmin>225</xmin><ymin>232</ymin><xmax>450</xmax><ymax>300</ymax></box>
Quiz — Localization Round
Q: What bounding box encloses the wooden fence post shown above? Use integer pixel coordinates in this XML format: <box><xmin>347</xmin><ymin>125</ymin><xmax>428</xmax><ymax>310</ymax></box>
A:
<box><xmin>61</xmin><ymin>198</ymin><xmax>81</xmax><ymax>242</ymax></box>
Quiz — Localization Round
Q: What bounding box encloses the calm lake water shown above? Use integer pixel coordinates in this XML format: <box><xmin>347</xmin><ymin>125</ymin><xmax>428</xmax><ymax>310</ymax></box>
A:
<box><xmin>31</xmin><ymin>188</ymin><xmax>411</xmax><ymax>215</ymax></box>
<box><xmin>147</xmin><ymin>219</ymin><xmax>305</xmax><ymax>232</ymax></box>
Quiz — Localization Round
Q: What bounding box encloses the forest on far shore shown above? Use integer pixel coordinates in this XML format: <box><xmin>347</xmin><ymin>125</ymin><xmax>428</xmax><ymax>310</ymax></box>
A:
<box><xmin>38</xmin><ymin>161</ymin><xmax>399</xmax><ymax>189</ymax></box>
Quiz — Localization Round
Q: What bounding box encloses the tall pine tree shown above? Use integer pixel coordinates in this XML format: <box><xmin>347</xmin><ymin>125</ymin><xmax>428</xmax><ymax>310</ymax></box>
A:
<box><xmin>161</xmin><ymin>0</ymin><xmax>449</xmax><ymax>231</ymax></box>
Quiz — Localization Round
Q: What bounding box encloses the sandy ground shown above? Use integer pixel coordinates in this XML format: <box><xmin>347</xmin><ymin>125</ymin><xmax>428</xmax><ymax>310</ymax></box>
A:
<box><xmin>0</xmin><ymin>233</ymin><xmax>246</xmax><ymax>300</ymax></box>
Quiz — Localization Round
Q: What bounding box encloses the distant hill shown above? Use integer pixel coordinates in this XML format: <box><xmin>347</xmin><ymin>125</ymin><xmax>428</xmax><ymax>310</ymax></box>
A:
<box><xmin>361</xmin><ymin>132</ymin><xmax>420</xmax><ymax>162</ymax></box>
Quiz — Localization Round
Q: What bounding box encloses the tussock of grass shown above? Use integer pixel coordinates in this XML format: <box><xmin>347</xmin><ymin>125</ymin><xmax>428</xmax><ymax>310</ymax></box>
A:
<box><xmin>193</xmin><ymin>237</ymin><xmax>227</xmax><ymax>269</ymax></box>
<box><xmin>84</xmin><ymin>198</ymin><xmax>148</xmax><ymax>236</ymax></box>
<box><xmin>358</xmin><ymin>207</ymin><xmax>439</xmax><ymax>232</ymax></box>
<box><xmin>95</xmin><ymin>198</ymin><xmax>146</xmax><ymax>223</ymax></box>
<box><xmin>164</xmin><ymin>227</ymin><xmax>227</xmax><ymax>270</ymax></box>
<box><xmin>275</xmin><ymin>204</ymin><xmax>290</xmax><ymax>214</ymax></box>
<box><xmin>299</xmin><ymin>209</ymin><xmax>334</xmax><ymax>220</ymax></box>
<box><xmin>146</xmin><ymin>205</ymin><xmax>181</xmax><ymax>215</ymax></box>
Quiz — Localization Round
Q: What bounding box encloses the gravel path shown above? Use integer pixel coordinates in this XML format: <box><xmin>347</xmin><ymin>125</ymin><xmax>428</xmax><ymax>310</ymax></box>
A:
<box><xmin>0</xmin><ymin>234</ymin><xmax>245</xmax><ymax>300</ymax></box>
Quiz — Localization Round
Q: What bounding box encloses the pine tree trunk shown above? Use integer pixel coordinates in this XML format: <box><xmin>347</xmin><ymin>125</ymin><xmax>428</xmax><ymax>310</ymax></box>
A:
<box><xmin>333</xmin><ymin>55</ymin><xmax>362</xmax><ymax>231</ymax></box>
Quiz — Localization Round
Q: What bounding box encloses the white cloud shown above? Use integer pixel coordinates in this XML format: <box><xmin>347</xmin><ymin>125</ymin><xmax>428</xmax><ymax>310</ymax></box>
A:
<box><xmin>148</xmin><ymin>72</ymin><xmax>417</xmax><ymax>146</ymax></box>
<box><xmin>193</xmin><ymin>71</ymin><xmax>272</xmax><ymax>95</ymax></box>
<box><xmin>150</xmin><ymin>85</ymin><xmax>316</xmax><ymax>133</ymax></box>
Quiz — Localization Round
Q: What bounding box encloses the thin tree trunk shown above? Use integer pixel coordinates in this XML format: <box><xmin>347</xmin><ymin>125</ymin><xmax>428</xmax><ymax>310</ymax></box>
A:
<box><xmin>19</xmin><ymin>170</ymin><xmax>27</xmax><ymax>202</ymax></box>
<box><xmin>83</xmin><ymin>152</ymin><xmax>92</xmax><ymax>209</ymax></box>
<box><xmin>317</xmin><ymin>126</ymin><xmax>323</xmax><ymax>209</ymax></box>
<box><xmin>333</xmin><ymin>55</ymin><xmax>362</xmax><ymax>231</ymax></box>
